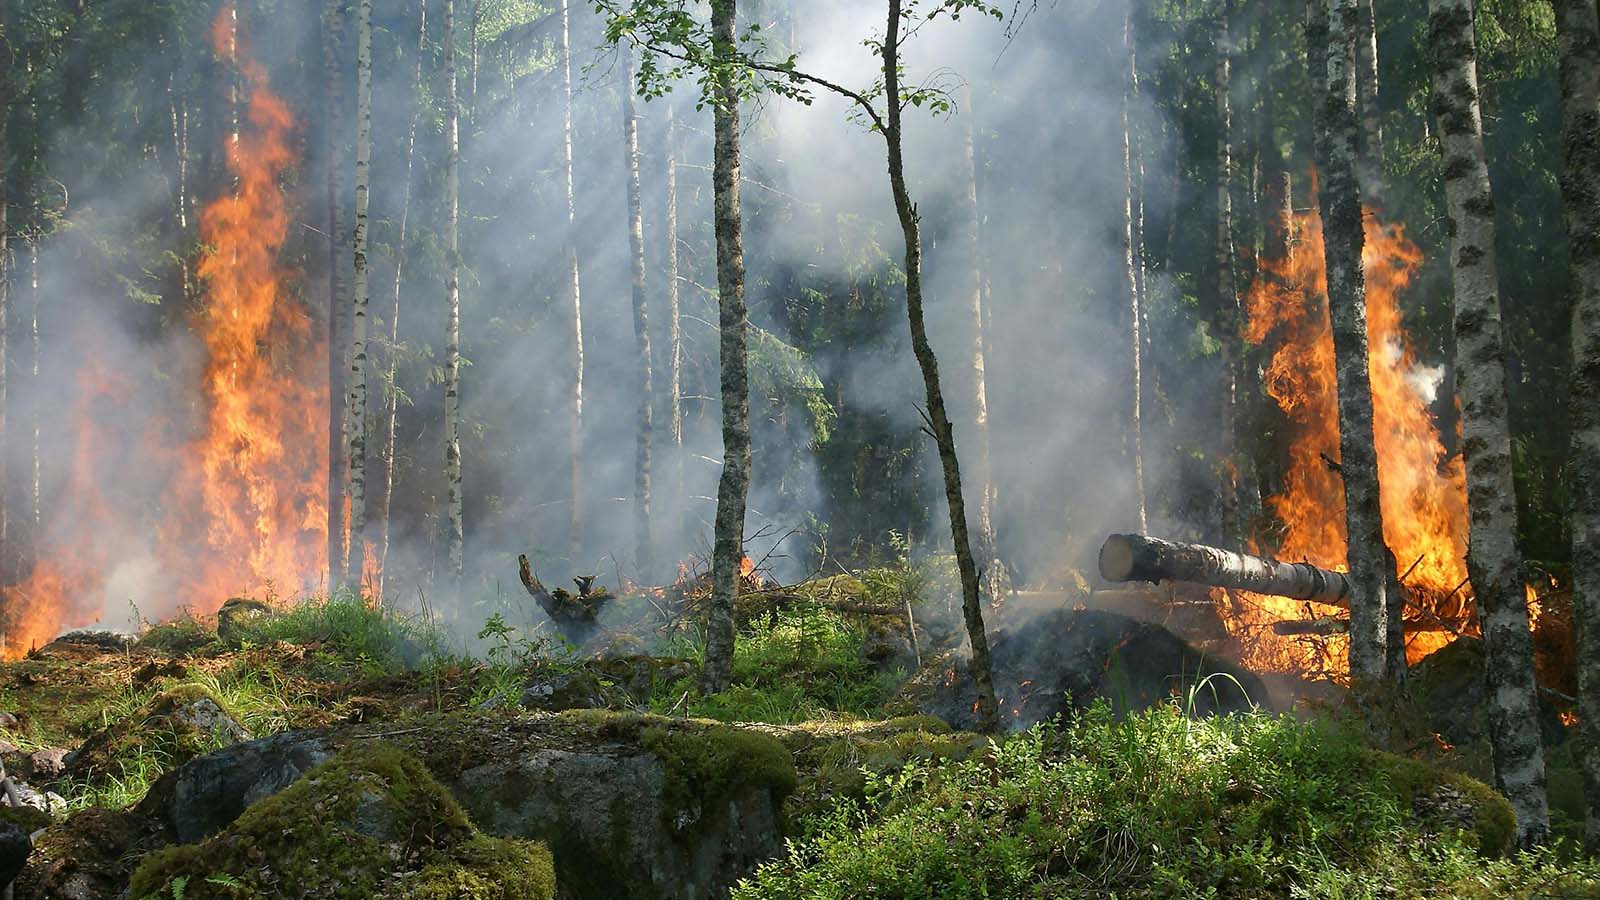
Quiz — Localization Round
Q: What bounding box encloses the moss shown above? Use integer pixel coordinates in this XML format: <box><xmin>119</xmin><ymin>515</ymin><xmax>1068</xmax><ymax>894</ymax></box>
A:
<box><xmin>0</xmin><ymin>803</ymin><xmax>51</xmax><ymax>833</ymax></box>
<box><xmin>128</xmin><ymin>743</ymin><xmax>551</xmax><ymax>900</ymax></box>
<box><xmin>403</xmin><ymin>834</ymin><xmax>556</xmax><ymax>900</ymax></box>
<box><xmin>1370</xmin><ymin>749</ymin><xmax>1516</xmax><ymax>855</ymax></box>
<box><xmin>640</xmin><ymin>723</ymin><xmax>798</xmax><ymax>818</ymax></box>
<box><xmin>136</xmin><ymin>617</ymin><xmax>219</xmax><ymax>656</ymax></box>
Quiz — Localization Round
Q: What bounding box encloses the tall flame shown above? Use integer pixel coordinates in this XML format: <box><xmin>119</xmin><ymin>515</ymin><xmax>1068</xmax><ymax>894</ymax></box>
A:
<box><xmin>0</xmin><ymin>6</ymin><xmax>325</xmax><ymax>657</ymax></box>
<box><xmin>1230</xmin><ymin>196</ymin><xmax>1469</xmax><ymax>677</ymax></box>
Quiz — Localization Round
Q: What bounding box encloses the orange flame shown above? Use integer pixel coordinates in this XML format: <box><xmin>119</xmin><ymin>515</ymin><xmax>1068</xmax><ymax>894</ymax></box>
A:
<box><xmin>0</xmin><ymin>8</ymin><xmax>325</xmax><ymax>657</ymax></box>
<box><xmin>1230</xmin><ymin>195</ymin><xmax>1469</xmax><ymax>677</ymax></box>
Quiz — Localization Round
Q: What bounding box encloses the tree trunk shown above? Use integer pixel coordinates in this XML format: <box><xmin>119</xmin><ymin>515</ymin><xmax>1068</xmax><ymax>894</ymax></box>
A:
<box><xmin>1554</xmin><ymin>0</ymin><xmax>1600</xmax><ymax>851</ymax></box>
<box><xmin>324</xmin><ymin>0</ymin><xmax>349</xmax><ymax>593</ymax></box>
<box><xmin>960</xmin><ymin>86</ymin><xmax>1001</xmax><ymax>594</ymax></box>
<box><xmin>1122</xmin><ymin>11</ymin><xmax>1148</xmax><ymax>534</ymax></box>
<box><xmin>663</xmin><ymin>104</ymin><xmax>684</xmax><ymax>533</ymax></box>
<box><xmin>26</xmin><ymin>242</ymin><xmax>36</xmax><ymax>576</ymax></box>
<box><xmin>560</xmin><ymin>0</ymin><xmax>586</xmax><ymax>562</ymax></box>
<box><xmin>377</xmin><ymin>0</ymin><xmax>429</xmax><ymax>599</ymax></box>
<box><xmin>1215</xmin><ymin>0</ymin><xmax>1242</xmax><ymax>542</ymax></box>
<box><xmin>0</xmin><ymin>54</ymin><xmax>9</xmax><ymax>591</ymax></box>
<box><xmin>1428</xmin><ymin>0</ymin><xmax>1548</xmax><ymax>844</ymax></box>
<box><xmin>883</xmin><ymin>0</ymin><xmax>998</xmax><ymax>733</ymax></box>
<box><xmin>443</xmin><ymin>0</ymin><xmax>464</xmax><ymax>581</ymax></box>
<box><xmin>701</xmin><ymin>0</ymin><xmax>751</xmax><ymax>696</ymax></box>
<box><xmin>1099</xmin><ymin>533</ymin><xmax>1353</xmax><ymax>605</ymax></box>
<box><xmin>1314</xmin><ymin>0</ymin><xmax>1388</xmax><ymax>681</ymax></box>
<box><xmin>346</xmin><ymin>0</ymin><xmax>373</xmax><ymax>593</ymax></box>
<box><xmin>623</xmin><ymin>55</ymin><xmax>654</xmax><ymax>580</ymax></box>
<box><xmin>1356</xmin><ymin>0</ymin><xmax>1383</xmax><ymax>194</ymax></box>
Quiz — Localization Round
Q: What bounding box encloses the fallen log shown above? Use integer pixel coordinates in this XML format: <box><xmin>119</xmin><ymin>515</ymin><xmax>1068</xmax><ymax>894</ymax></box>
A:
<box><xmin>1099</xmin><ymin>533</ymin><xmax>1351</xmax><ymax>607</ymax></box>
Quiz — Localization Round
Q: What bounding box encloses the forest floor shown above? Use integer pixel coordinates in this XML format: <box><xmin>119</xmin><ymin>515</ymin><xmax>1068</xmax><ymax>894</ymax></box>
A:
<box><xmin>0</xmin><ymin>574</ymin><xmax>1596</xmax><ymax>899</ymax></box>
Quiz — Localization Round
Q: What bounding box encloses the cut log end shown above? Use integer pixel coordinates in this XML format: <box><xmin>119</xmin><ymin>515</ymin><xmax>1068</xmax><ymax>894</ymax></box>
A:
<box><xmin>1098</xmin><ymin>535</ymin><xmax>1138</xmax><ymax>582</ymax></box>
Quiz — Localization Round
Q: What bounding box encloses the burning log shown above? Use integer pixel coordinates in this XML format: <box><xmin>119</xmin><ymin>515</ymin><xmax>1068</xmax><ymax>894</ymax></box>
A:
<box><xmin>1098</xmin><ymin>533</ymin><xmax>1351</xmax><ymax>607</ymax></box>
<box><xmin>1271</xmin><ymin>618</ymin><xmax>1348</xmax><ymax>637</ymax></box>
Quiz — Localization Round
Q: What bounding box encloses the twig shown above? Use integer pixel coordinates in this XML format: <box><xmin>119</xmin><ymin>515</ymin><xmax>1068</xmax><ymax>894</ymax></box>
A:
<box><xmin>354</xmin><ymin>727</ymin><xmax>427</xmax><ymax>739</ymax></box>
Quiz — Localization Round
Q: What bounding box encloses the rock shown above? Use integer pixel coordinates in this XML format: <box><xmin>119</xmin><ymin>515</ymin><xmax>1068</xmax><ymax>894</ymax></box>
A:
<box><xmin>0</xmin><ymin>741</ymin><xmax>20</xmax><ymax>757</ymax></box>
<box><xmin>14</xmin><ymin>807</ymin><xmax>165</xmax><ymax>900</ymax></box>
<box><xmin>0</xmin><ymin>712</ymin><xmax>18</xmax><ymax>731</ymax></box>
<box><xmin>216</xmin><ymin>597</ymin><xmax>273</xmax><ymax>647</ymax></box>
<box><xmin>10</xmin><ymin>782</ymin><xmax>66</xmax><ymax>815</ymax></box>
<box><xmin>29</xmin><ymin>749</ymin><xmax>67</xmax><ymax>781</ymax></box>
<box><xmin>518</xmin><ymin>667</ymin><xmax>614</xmax><ymax>712</ymax></box>
<box><xmin>139</xmin><ymin>729</ymin><xmax>335</xmax><ymax>843</ymax></box>
<box><xmin>1409</xmin><ymin>638</ymin><xmax>1568</xmax><ymax>748</ymax></box>
<box><xmin>63</xmin><ymin>687</ymin><xmax>249</xmax><ymax>783</ymax></box>
<box><xmin>860</xmin><ymin>616</ymin><xmax>915</xmax><ymax>670</ymax></box>
<box><xmin>129</xmin><ymin>745</ymin><xmax>556</xmax><ymax>900</ymax></box>
<box><xmin>144</xmin><ymin>712</ymin><xmax>795</xmax><ymax>900</ymax></box>
<box><xmin>903</xmin><ymin>608</ymin><xmax>1267</xmax><ymax>731</ymax></box>
<box><xmin>0</xmin><ymin>818</ymin><xmax>31</xmax><ymax>889</ymax></box>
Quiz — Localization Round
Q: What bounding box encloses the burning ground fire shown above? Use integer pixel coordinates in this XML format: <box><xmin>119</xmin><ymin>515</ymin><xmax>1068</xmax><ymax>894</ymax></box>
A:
<box><xmin>1229</xmin><ymin>197</ymin><xmax>1544</xmax><ymax>681</ymax></box>
<box><xmin>0</xmin><ymin>8</ymin><xmax>326</xmax><ymax>657</ymax></box>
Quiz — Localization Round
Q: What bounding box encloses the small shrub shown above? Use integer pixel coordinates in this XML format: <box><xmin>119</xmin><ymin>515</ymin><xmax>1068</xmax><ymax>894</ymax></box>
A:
<box><xmin>228</xmin><ymin>591</ymin><xmax>443</xmax><ymax>676</ymax></box>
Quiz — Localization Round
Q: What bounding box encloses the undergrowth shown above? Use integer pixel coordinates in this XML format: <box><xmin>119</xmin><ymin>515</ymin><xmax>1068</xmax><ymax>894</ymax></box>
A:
<box><xmin>735</xmin><ymin>705</ymin><xmax>1598</xmax><ymax>900</ymax></box>
<box><xmin>226</xmin><ymin>590</ymin><xmax>445</xmax><ymax>675</ymax></box>
<box><xmin>650</xmin><ymin>605</ymin><xmax>902</xmax><ymax>724</ymax></box>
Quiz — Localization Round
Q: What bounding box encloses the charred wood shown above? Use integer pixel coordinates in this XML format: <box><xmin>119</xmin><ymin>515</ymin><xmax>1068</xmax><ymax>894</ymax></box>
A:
<box><xmin>1099</xmin><ymin>533</ymin><xmax>1352</xmax><ymax>607</ymax></box>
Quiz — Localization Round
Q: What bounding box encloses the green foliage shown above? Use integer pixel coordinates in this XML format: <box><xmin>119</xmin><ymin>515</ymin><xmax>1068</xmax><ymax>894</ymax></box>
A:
<box><xmin>227</xmin><ymin>591</ymin><xmax>444</xmax><ymax>677</ymax></box>
<box><xmin>650</xmin><ymin>605</ymin><xmax>902</xmax><ymax>724</ymax></box>
<box><xmin>640</xmin><ymin>722</ymin><xmax>799</xmax><ymax>814</ymax></box>
<box><xmin>733</xmin><ymin>706</ymin><xmax>1580</xmax><ymax>900</ymax></box>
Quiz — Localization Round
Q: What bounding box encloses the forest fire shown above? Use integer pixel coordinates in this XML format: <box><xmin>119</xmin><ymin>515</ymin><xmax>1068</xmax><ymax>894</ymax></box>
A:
<box><xmin>1232</xmin><ymin>200</ymin><xmax>1470</xmax><ymax>678</ymax></box>
<box><xmin>0</xmin><ymin>8</ymin><xmax>324</xmax><ymax>657</ymax></box>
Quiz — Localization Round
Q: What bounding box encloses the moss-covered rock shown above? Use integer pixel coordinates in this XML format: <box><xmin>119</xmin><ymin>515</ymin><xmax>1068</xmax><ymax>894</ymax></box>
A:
<box><xmin>127</xmin><ymin>744</ymin><xmax>555</xmax><ymax>900</ymax></box>
<box><xmin>64</xmin><ymin>684</ymin><xmax>249</xmax><ymax>782</ymax></box>
<box><xmin>1371</xmin><ymin>750</ymin><xmax>1516</xmax><ymax>856</ymax></box>
<box><xmin>216</xmin><ymin>598</ymin><xmax>273</xmax><ymax>648</ymax></box>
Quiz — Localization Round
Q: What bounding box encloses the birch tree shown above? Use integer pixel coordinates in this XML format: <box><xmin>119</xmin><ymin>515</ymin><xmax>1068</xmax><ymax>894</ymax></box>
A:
<box><xmin>1554</xmin><ymin>0</ymin><xmax>1600</xmax><ymax>850</ymax></box>
<box><xmin>1122</xmin><ymin>10</ymin><xmax>1148</xmax><ymax>534</ymax></box>
<box><xmin>623</xmin><ymin>54</ymin><xmax>655</xmax><ymax>579</ymax></box>
<box><xmin>346</xmin><ymin>0</ymin><xmax>373</xmax><ymax>591</ymax></box>
<box><xmin>662</xmin><ymin>104</ymin><xmax>684</xmax><ymax>532</ymax></box>
<box><xmin>444</xmin><ymin>0</ymin><xmax>465</xmax><ymax>581</ymax></box>
<box><xmin>960</xmin><ymin>86</ymin><xmax>1001</xmax><ymax>595</ymax></box>
<box><xmin>1313</xmin><ymin>0</ymin><xmax>1388</xmax><ymax>681</ymax></box>
<box><xmin>377</xmin><ymin>0</ymin><xmax>430</xmax><ymax>597</ymax></box>
<box><xmin>560</xmin><ymin>0</ymin><xmax>586</xmax><ymax>561</ymax></box>
<box><xmin>324</xmin><ymin>0</ymin><xmax>350</xmax><ymax>592</ymax></box>
<box><xmin>1355</xmin><ymin>0</ymin><xmax>1383</xmax><ymax>193</ymax></box>
<box><xmin>1428</xmin><ymin>0</ymin><xmax>1549</xmax><ymax>846</ymax></box>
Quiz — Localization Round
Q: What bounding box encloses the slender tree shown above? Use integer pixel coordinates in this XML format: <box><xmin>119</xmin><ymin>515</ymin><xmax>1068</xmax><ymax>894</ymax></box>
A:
<box><xmin>623</xmin><ymin>54</ymin><xmax>655</xmax><ymax>579</ymax></box>
<box><xmin>702</xmin><ymin>0</ymin><xmax>751</xmax><ymax>694</ymax></box>
<box><xmin>959</xmin><ymin>85</ymin><xmax>1001</xmax><ymax>594</ymax></box>
<box><xmin>1554</xmin><ymin>0</ymin><xmax>1600</xmax><ymax>850</ymax></box>
<box><xmin>1313</xmin><ymin>0</ymin><xmax>1388</xmax><ymax>680</ymax></box>
<box><xmin>663</xmin><ymin>104</ymin><xmax>684</xmax><ymax>531</ymax></box>
<box><xmin>560</xmin><ymin>0</ymin><xmax>586</xmax><ymax>562</ymax></box>
<box><xmin>1122</xmin><ymin>10</ymin><xmax>1148</xmax><ymax>535</ymax></box>
<box><xmin>1355</xmin><ymin>0</ymin><xmax>1383</xmax><ymax>193</ymax></box>
<box><xmin>0</xmin><ymin>17</ymin><xmax>10</xmax><ymax>591</ymax></box>
<box><xmin>444</xmin><ymin>0</ymin><xmax>464</xmax><ymax>581</ymax></box>
<box><xmin>1427</xmin><ymin>0</ymin><xmax>1549</xmax><ymax>846</ymax></box>
<box><xmin>1215</xmin><ymin>0</ymin><xmax>1247</xmax><ymax>543</ymax></box>
<box><xmin>324</xmin><ymin>0</ymin><xmax>350</xmax><ymax>591</ymax></box>
<box><xmin>346</xmin><ymin>0</ymin><xmax>373</xmax><ymax>592</ymax></box>
<box><xmin>377</xmin><ymin>0</ymin><xmax>430</xmax><ymax>597</ymax></box>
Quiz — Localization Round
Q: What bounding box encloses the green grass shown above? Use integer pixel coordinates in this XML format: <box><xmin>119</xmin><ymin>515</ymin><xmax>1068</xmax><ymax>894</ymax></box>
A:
<box><xmin>227</xmin><ymin>590</ymin><xmax>446</xmax><ymax>677</ymax></box>
<box><xmin>650</xmin><ymin>605</ymin><xmax>904</xmax><ymax>724</ymax></box>
<box><xmin>734</xmin><ymin>705</ymin><xmax>1596</xmax><ymax>900</ymax></box>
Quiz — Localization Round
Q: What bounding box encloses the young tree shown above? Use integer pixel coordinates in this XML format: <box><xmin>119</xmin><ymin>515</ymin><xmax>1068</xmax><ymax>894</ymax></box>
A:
<box><xmin>959</xmin><ymin>85</ymin><xmax>1002</xmax><ymax>594</ymax></box>
<box><xmin>1554</xmin><ymin>0</ymin><xmax>1600</xmax><ymax>850</ymax></box>
<box><xmin>444</xmin><ymin>0</ymin><xmax>464</xmax><ymax>581</ymax></box>
<box><xmin>1215</xmin><ymin>0</ymin><xmax>1245</xmax><ymax>542</ymax></box>
<box><xmin>346</xmin><ymin>0</ymin><xmax>373</xmax><ymax>591</ymax></box>
<box><xmin>1428</xmin><ymin>0</ymin><xmax>1549</xmax><ymax>846</ymax></box>
<box><xmin>560</xmin><ymin>0</ymin><xmax>586</xmax><ymax>562</ymax></box>
<box><xmin>324</xmin><ymin>0</ymin><xmax>350</xmax><ymax>592</ymax></box>
<box><xmin>623</xmin><ymin>54</ymin><xmax>655</xmax><ymax>579</ymax></box>
<box><xmin>377</xmin><ymin>0</ymin><xmax>430</xmax><ymax>597</ymax></box>
<box><xmin>1355</xmin><ymin>0</ymin><xmax>1383</xmax><ymax>193</ymax></box>
<box><xmin>662</xmin><ymin>104</ymin><xmax>684</xmax><ymax>531</ymax></box>
<box><xmin>1122</xmin><ymin>10</ymin><xmax>1148</xmax><ymax>534</ymax></box>
<box><xmin>1312</xmin><ymin>0</ymin><xmax>1388</xmax><ymax>681</ymax></box>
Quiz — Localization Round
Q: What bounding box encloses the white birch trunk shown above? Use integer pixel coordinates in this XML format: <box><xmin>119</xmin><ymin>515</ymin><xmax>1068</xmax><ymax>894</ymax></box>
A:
<box><xmin>444</xmin><ymin>0</ymin><xmax>464</xmax><ymax>580</ymax></box>
<box><xmin>623</xmin><ymin>55</ymin><xmax>654</xmax><ymax>579</ymax></box>
<box><xmin>346</xmin><ymin>0</ymin><xmax>373</xmax><ymax>592</ymax></box>
<box><xmin>1428</xmin><ymin>0</ymin><xmax>1549</xmax><ymax>844</ymax></box>
<box><xmin>560</xmin><ymin>0</ymin><xmax>586</xmax><ymax>562</ymax></box>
